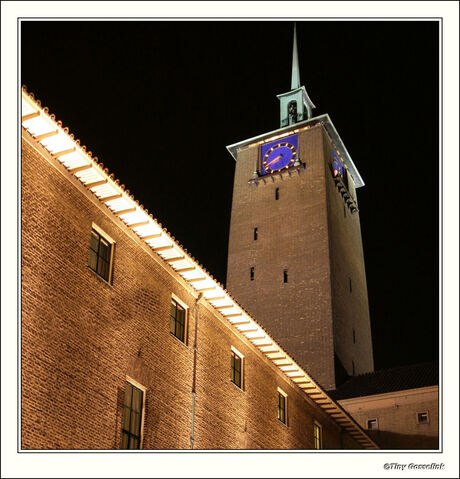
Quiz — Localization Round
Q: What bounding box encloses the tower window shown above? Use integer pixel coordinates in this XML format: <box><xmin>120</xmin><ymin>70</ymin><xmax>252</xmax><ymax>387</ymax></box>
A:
<box><xmin>275</xmin><ymin>187</ymin><xmax>280</xmax><ymax>200</ymax></box>
<box><xmin>250</xmin><ymin>267</ymin><xmax>254</xmax><ymax>281</ymax></box>
<box><xmin>88</xmin><ymin>225</ymin><xmax>114</xmax><ymax>283</ymax></box>
<box><xmin>367</xmin><ymin>419</ymin><xmax>378</xmax><ymax>430</ymax></box>
<box><xmin>254</xmin><ymin>227</ymin><xmax>258</xmax><ymax>241</ymax></box>
<box><xmin>313</xmin><ymin>422</ymin><xmax>322</xmax><ymax>449</ymax></box>
<box><xmin>352</xmin><ymin>328</ymin><xmax>356</xmax><ymax>344</ymax></box>
<box><xmin>352</xmin><ymin>360</ymin><xmax>355</xmax><ymax>376</ymax></box>
<box><xmin>277</xmin><ymin>388</ymin><xmax>287</xmax><ymax>425</ymax></box>
<box><xmin>283</xmin><ymin>269</ymin><xmax>288</xmax><ymax>283</ymax></box>
<box><xmin>121</xmin><ymin>381</ymin><xmax>144</xmax><ymax>449</ymax></box>
<box><xmin>349</xmin><ymin>277</ymin><xmax>352</xmax><ymax>293</ymax></box>
<box><xmin>170</xmin><ymin>298</ymin><xmax>187</xmax><ymax>343</ymax></box>
<box><xmin>231</xmin><ymin>348</ymin><xmax>244</xmax><ymax>389</ymax></box>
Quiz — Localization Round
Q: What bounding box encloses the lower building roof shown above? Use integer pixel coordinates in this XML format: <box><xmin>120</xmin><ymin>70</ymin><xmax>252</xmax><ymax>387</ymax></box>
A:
<box><xmin>328</xmin><ymin>362</ymin><xmax>439</xmax><ymax>401</ymax></box>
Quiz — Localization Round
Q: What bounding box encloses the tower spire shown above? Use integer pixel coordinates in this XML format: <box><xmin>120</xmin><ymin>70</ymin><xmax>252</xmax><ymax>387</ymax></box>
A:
<box><xmin>291</xmin><ymin>23</ymin><xmax>301</xmax><ymax>89</ymax></box>
<box><xmin>276</xmin><ymin>22</ymin><xmax>315</xmax><ymax>127</ymax></box>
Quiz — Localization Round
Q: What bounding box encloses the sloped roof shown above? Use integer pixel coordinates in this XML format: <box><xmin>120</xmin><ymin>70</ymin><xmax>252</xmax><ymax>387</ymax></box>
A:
<box><xmin>329</xmin><ymin>362</ymin><xmax>439</xmax><ymax>401</ymax></box>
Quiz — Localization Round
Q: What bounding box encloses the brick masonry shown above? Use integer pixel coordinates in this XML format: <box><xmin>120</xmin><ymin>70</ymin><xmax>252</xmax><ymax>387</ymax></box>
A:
<box><xmin>21</xmin><ymin>131</ymin><xmax>365</xmax><ymax>450</ymax></box>
<box><xmin>226</xmin><ymin>124</ymin><xmax>374</xmax><ymax>391</ymax></box>
<box><xmin>339</xmin><ymin>387</ymin><xmax>439</xmax><ymax>449</ymax></box>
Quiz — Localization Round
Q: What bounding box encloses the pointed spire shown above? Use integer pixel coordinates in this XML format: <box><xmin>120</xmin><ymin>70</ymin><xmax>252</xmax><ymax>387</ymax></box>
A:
<box><xmin>291</xmin><ymin>23</ymin><xmax>301</xmax><ymax>90</ymax></box>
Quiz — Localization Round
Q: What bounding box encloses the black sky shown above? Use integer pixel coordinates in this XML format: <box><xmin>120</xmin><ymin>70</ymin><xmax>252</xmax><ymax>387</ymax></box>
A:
<box><xmin>21</xmin><ymin>20</ymin><xmax>439</xmax><ymax>371</ymax></box>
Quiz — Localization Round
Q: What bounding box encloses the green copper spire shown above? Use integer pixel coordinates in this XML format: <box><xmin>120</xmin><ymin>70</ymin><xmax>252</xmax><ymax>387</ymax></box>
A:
<box><xmin>276</xmin><ymin>23</ymin><xmax>316</xmax><ymax>127</ymax></box>
<box><xmin>291</xmin><ymin>23</ymin><xmax>301</xmax><ymax>89</ymax></box>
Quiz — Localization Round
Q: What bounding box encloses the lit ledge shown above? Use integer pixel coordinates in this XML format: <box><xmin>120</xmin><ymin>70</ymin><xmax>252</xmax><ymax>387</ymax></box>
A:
<box><xmin>248</xmin><ymin>163</ymin><xmax>306</xmax><ymax>186</ymax></box>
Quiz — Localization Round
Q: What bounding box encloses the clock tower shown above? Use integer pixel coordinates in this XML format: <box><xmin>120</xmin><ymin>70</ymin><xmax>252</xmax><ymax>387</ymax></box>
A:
<box><xmin>226</xmin><ymin>24</ymin><xmax>374</xmax><ymax>391</ymax></box>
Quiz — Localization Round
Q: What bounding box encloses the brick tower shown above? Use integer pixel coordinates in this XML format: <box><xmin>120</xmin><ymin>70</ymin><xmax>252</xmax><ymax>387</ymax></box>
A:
<box><xmin>226</xmin><ymin>25</ymin><xmax>374</xmax><ymax>390</ymax></box>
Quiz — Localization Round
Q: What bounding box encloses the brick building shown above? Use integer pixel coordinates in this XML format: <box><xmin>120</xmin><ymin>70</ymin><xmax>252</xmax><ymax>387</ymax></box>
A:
<box><xmin>20</xmin><ymin>87</ymin><xmax>378</xmax><ymax>450</ymax></box>
<box><xmin>330</xmin><ymin>363</ymin><xmax>439</xmax><ymax>450</ymax></box>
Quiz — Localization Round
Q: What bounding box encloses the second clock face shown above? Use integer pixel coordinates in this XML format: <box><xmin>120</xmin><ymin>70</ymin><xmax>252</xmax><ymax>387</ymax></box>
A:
<box><xmin>260</xmin><ymin>134</ymin><xmax>298</xmax><ymax>175</ymax></box>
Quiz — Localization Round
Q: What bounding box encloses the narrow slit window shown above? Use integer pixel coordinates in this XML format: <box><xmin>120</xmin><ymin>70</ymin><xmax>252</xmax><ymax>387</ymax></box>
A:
<box><xmin>349</xmin><ymin>277</ymin><xmax>352</xmax><ymax>293</ymax></box>
<box><xmin>230</xmin><ymin>349</ymin><xmax>243</xmax><ymax>389</ymax></box>
<box><xmin>250</xmin><ymin>267</ymin><xmax>254</xmax><ymax>281</ymax></box>
<box><xmin>278</xmin><ymin>388</ymin><xmax>287</xmax><ymax>424</ymax></box>
<box><xmin>352</xmin><ymin>328</ymin><xmax>356</xmax><ymax>344</ymax></box>
<box><xmin>275</xmin><ymin>187</ymin><xmax>280</xmax><ymax>200</ymax></box>
<box><xmin>313</xmin><ymin>422</ymin><xmax>322</xmax><ymax>449</ymax></box>
<box><xmin>352</xmin><ymin>360</ymin><xmax>355</xmax><ymax>376</ymax></box>
<box><xmin>121</xmin><ymin>382</ymin><xmax>144</xmax><ymax>449</ymax></box>
<box><xmin>283</xmin><ymin>269</ymin><xmax>288</xmax><ymax>283</ymax></box>
<box><xmin>254</xmin><ymin>227</ymin><xmax>258</xmax><ymax>241</ymax></box>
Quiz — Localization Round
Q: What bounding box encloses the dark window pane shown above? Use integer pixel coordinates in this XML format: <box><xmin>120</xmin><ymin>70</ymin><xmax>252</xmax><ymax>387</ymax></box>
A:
<box><xmin>121</xmin><ymin>431</ymin><xmax>129</xmax><ymax>449</ymax></box>
<box><xmin>99</xmin><ymin>239</ymin><xmax>110</xmax><ymax>261</ymax></box>
<box><xmin>88</xmin><ymin>249</ymin><xmax>98</xmax><ymax>271</ymax></box>
<box><xmin>90</xmin><ymin>232</ymin><xmax>99</xmax><ymax>253</ymax></box>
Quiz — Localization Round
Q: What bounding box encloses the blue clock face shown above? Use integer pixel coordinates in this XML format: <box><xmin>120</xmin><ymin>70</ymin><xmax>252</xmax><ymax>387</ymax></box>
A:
<box><xmin>332</xmin><ymin>151</ymin><xmax>344</xmax><ymax>178</ymax></box>
<box><xmin>260</xmin><ymin>135</ymin><xmax>298</xmax><ymax>175</ymax></box>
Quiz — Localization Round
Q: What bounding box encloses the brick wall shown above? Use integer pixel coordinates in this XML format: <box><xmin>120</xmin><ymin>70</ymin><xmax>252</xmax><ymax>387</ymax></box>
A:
<box><xmin>226</xmin><ymin>124</ymin><xmax>374</xmax><ymax>390</ymax></box>
<box><xmin>339</xmin><ymin>387</ymin><xmax>439</xmax><ymax>449</ymax></box>
<box><xmin>21</xmin><ymin>132</ymin><xmax>363</xmax><ymax>450</ymax></box>
<box><xmin>323</xmin><ymin>134</ymin><xmax>374</xmax><ymax>377</ymax></box>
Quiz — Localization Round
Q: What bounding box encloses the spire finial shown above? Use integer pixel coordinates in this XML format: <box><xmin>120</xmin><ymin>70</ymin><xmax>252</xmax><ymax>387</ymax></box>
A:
<box><xmin>291</xmin><ymin>22</ymin><xmax>301</xmax><ymax>90</ymax></box>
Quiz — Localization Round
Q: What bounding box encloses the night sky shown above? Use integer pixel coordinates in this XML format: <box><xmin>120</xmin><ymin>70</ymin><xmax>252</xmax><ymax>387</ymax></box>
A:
<box><xmin>21</xmin><ymin>20</ymin><xmax>439</xmax><ymax>372</ymax></box>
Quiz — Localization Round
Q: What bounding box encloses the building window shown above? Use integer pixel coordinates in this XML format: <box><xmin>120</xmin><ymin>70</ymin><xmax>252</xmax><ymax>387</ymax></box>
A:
<box><xmin>275</xmin><ymin>187</ymin><xmax>280</xmax><ymax>200</ymax></box>
<box><xmin>417</xmin><ymin>412</ymin><xmax>429</xmax><ymax>424</ymax></box>
<box><xmin>349</xmin><ymin>277</ymin><xmax>352</xmax><ymax>293</ymax></box>
<box><xmin>231</xmin><ymin>348</ymin><xmax>244</xmax><ymax>389</ymax></box>
<box><xmin>352</xmin><ymin>328</ymin><xmax>356</xmax><ymax>344</ymax></box>
<box><xmin>254</xmin><ymin>227</ymin><xmax>258</xmax><ymax>240</ymax></box>
<box><xmin>313</xmin><ymin>422</ymin><xmax>322</xmax><ymax>449</ymax></box>
<box><xmin>121</xmin><ymin>381</ymin><xmax>144</xmax><ymax>449</ymax></box>
<box><xmin>88</xmin><ymin>226</ymin><xmax>114</xmax><ymax>283</ymax></box>
<box><xmin>367</xmin><ymin>418</ymin><xmax>378</xmax><ymax>430</ymax></box>
<box><xmin>250</xmin><ymin>266</ymin><xmax>254</xmax><ymax>281</ymax></box>
<box><xmin>277</xmin><ymin>388</ymin><xmax>287</xmax><ymax>424</ymax></box>
<box><xmin>283</xmin><ymin>269</ymin><xmax>288</xmax><ymax>283</ymax></box>
<box><xmin>352</xmin><ymin>360</ymin><xmax>355</xmax><ymax>376</ymax></box>
<box><xmin>170</xmin><ymin>298</ymin><xmax>187</xmax><ymax>343</ymax></box>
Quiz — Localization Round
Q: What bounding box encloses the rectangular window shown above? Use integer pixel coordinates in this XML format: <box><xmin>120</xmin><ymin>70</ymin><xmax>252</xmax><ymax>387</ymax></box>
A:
<box><xmin>367</xmin><ymin>418</ymin><xmax>378</xmax><ymax>430</ymax></box>
<box><xmin>275</xmin><ymin>187</ymin><xmax>280</xmax><ymax>200</ymax></box>
<box><xmin>278</xmin><ymin>388</ymin><xmax>287</xmax><ymax>424</ymax></box>
<box><xmin>170</xmin><ymin>298</ymin><xmax>187</xmax><ymax>343</ymax></box>
<box><xmin>121</xmin><ymin>381</ymin><xmax>144</xmax><ymax>449</ymax></box>
<box><xmin>417</xmin><ymin>412</ymin><xmax>429</xmax><ymax>424</ymax></box>
<box><xmin>250</xmin><ymin>266</ymin><xmax>254</xmax><ymax>281</ymax></box>
<box><xmin>283</xmin><ymin>269</ymin><xmax>288</xmax><ymax>283</ymax></box>
<box><xmin>313</xmin><ymin>422</ymin><xmax>322</xmax><ymax>449</ymax></box>
<box><xmin>352</xmin><ymin>360</ymin><xmax>355</xmax><ymax>376</ymax></box>
<box><xmin>352</xmin><ymin>328</ymin><xmax>356</xmax><ymax>344</ymax></box>
<box><xmin>88</xmin><ymin>226</ymin><xmax>114</xmax><ymax>283</ymax></box>
<box><xmin>349</xmin><ymin>277</ymin><xmax>352</xmax><ymax>293</ymax></box>
<box><xmin>254</xmin><ymin>227</ymin><xmax>258</xmax><ymax>240</ymax></box>
<box><xmin>230</xmin><ymin>348</ymin><xmax>244</xmax><ymax>389</ymax></box>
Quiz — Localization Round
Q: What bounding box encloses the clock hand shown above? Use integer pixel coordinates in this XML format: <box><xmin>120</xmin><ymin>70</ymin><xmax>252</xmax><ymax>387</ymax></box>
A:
<box><xmin>266</xmin><ymin>154</ymin><xmax>282</xmax><ymax>167</ymax></box>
